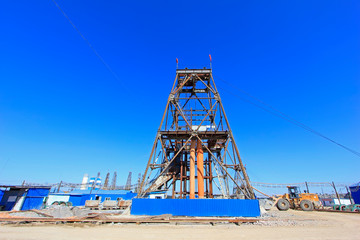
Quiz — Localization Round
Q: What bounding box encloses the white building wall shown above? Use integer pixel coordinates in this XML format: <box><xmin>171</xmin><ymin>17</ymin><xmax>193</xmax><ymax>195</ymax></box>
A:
<box><xmin>334</xmin><ymin>199</ymin><xmax>352</xmax><ymax>205</ymax></box>
<box><xmin>12</xmin><ymin>196</ymin><xmax>26</xmax><ymax>211</ymax></box>
<box><xmin>149</xmin><ymin>193</ymin><xmax>166</xmax><ymax>199</ymax></box>
<box><xmin>46</xmin><ymin>195</ymin><xmax>70</xmax><ymax>205</ymax></box>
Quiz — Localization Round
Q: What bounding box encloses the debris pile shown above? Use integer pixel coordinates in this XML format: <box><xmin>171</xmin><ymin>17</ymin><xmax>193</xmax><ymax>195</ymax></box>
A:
<box><xmin>6</xmin><ymin>206</ymin><xmax>124</xmax><ymax>219</ymax></box>
<box><xmin>41</xmin><ymin>206</ymin><xmax>89</xmax><ymax>218</ymax></box>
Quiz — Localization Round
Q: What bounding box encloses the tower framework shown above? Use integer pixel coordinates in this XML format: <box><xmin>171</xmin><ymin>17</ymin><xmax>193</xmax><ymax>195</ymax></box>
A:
<box><xmin>139</xmin><ymin>68</ymin><xmax>255</xmax><ymax>199</ymax></box>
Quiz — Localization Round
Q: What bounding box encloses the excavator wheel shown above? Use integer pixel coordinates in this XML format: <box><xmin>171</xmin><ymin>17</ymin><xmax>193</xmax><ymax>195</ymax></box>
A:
<box><xmin>277</xmin><ymin>199</ymin><xmax>290</xmax><ymax>211</ymax></box>
<box><xmin>300</xmin><ymin>200</ymin><xmax>314</xmax><ymax>211</ymax></box>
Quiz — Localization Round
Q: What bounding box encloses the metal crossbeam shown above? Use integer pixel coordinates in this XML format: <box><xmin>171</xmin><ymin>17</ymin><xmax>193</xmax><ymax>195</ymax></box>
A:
<box><xmin>138</xmin><ymin>67</ymin><xmax>255</xmax><ymax>199</ymax></box>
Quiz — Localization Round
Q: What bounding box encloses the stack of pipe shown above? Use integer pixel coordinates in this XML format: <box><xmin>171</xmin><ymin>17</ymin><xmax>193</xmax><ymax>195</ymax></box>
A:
<box><xmin>189</xmin><ymin>139</ymin><xmax>204</xmax><ymax>199</ymax></box>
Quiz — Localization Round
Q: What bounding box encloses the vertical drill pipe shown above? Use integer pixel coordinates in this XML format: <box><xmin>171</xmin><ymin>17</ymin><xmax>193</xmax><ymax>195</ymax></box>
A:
<box><xmin>205</xmin><ymin>159</ymin><xmax>209</xmax><ymax>198</ymax></box>
<box><xmin>209</xmin><ymin>157</ymin><xmax>213</xmax><ymax>198</ymax></box>
<box><xmin>180</xmin><ymin>159</ymin><xmax>183</xmax><ymax>198</ymax></box>
<box><xmin>197</xmin><ymin>139</ymin><xmax>204</xmax><ymax>198</ymax></box>
<box><xmin>197</xmin><ymin>136</ymin><xmax>244</xmax><ymax>199</ymax></box>
<box><xmin>184</xmin><ymin>152</ymin><xmax>187</xmax><ymax>198</ymax></box>
<box><xmin>190</xmin><ymin>139</ymin><xmax>196</xmax><ymax>199</ymax></box>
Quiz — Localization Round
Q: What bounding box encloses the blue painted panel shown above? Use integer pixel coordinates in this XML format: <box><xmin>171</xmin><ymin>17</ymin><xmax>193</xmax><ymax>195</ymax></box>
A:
<box><xmin>131</xmin><ymin>199</ymin><xmax>260</xmax><ymax>217</ymax></box>
<box><xmin>350</xmin><ymin>185</ymin><xmax>360</xmax><ymax>204</ymax></box>
<box><xmin>0</xmin><ymin>190</ymin><xmax>4</xmax><ymax>202</ymax></box>
<box><xmin>68</xmin><ymin>195</ymin><xmax>82</xmax><ymax>206</ymax></box>
<box><xmin>80</xmin><ymin>194</ymin><xmax>92</xmax><ymax>206</ymax></box>
<box><xmin>21</xmin><ymin>197</ymin><xmax>45</xmax><ymax>210</ymax></box>
<box><xmin>26</xmin><ymin>188</ymin><xmax>50</xmax><ymax>197</ymax></box>
<box><xmin>125</xmin><ymin>192</ymin><xmax>138</xmax><ymax>200</ymax></box>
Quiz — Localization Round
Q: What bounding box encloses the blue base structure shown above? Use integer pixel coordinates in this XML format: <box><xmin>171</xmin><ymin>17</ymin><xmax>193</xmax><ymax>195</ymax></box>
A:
<box><xmin>131</xmin><ymin>199</ymin><xmax>260</xmax><ymax>217</ymax></box>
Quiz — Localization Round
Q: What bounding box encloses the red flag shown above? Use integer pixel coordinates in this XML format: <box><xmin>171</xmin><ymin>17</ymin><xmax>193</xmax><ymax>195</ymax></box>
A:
<box><xmin>209</xmin><ymin>54</ymin><xmax>212</xmax><ymax>62</ymax></box>
<box><xmin>176</xmin><ymin>58</ymin><xmax>178</xmax><ymax>64</ymax></box>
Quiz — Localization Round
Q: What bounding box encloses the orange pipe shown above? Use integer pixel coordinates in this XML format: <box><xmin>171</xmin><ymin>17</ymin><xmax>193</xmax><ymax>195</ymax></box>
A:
<box><xmin>197</xmin><ymin>139</ymin><xmax>204</xmax><ymax>198</ymax></box>
<box><xmin>190</xmin><ymin>139</ymin><xmax>196</xmax><ymax>199</ymax></box>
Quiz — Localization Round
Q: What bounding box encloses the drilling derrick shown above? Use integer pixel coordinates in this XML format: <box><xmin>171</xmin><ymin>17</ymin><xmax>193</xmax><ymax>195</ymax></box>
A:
<box><xmin>125</xmin><ymin>172</ymin><xmax>132</xmax><ymax>190</ymax></box>
<box><xmin>103</xmin><ymin>172</ymin><xmax>110</xmax><ymax>189</ymax></box>
<box><xmin>111</xmin><ymin>172</ymin><xmax>117</xmax><ymax>190</ymax></box>
<box><xmin>139</xmin><ymin>68</ymin><xmax>255</xmax><ymax>199</ymax></box>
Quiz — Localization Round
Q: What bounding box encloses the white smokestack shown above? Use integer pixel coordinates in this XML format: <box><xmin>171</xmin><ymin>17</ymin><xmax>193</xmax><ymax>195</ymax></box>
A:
<box><xmin>80</xmin><ymin>173</ymin><xmax>89</xmax><ymax>190</ymax></box>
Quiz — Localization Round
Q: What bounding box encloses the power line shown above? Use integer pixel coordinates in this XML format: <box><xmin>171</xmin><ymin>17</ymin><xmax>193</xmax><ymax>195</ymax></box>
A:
<box><xmin>216</xmin><ymin>76</ymin><xmax>360</xmax><ymax>158</ymax></box>
<box><xmin>51</xmin><ymin>0</ymin><xmax>126</xmax><ymax>89</ymax></box>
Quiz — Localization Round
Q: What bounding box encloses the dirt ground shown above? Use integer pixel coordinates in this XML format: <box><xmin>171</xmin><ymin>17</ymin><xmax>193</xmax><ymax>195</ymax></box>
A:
<box><xmin>0</xmin><ymin>209</ymin><xmax>359</xmax><ymax>240</ymax></box>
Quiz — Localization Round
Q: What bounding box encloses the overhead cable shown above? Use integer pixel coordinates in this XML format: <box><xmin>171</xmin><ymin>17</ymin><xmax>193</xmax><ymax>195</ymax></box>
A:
<box><xmin>51</xmin><ymin>0</ymin><xmax>126</xmax><ymax>89</ymax></box>
<box><xmin>216</xmin><ymin>76</ymin><xmax>360</xmax><ymax>158</ymax></box>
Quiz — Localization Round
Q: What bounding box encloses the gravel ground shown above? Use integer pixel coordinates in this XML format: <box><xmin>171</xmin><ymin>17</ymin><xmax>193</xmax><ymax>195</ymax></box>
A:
<box><xmin>1</xmin><ymin>209</ymin><xmax>359</xmax><ymax>239</ymax></box>
<box><xmin>8</xmin><ymin>206</ymin><xmax>125</xmax><ymax>219</ymax></box>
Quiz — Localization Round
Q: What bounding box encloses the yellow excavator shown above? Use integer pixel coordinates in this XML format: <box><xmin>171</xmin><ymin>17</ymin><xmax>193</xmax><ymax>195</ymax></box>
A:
<box><xmin>276</xmin><ymin>186</ymin><xmax>321</xmax><ymax>211</ymax></box>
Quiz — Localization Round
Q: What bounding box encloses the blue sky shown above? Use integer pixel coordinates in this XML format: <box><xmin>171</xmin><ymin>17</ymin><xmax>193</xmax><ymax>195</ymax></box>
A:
<box><xmin>0</xmin><ymin>1</ymin><xmax>359</xmax><ymax>190</ymax></box>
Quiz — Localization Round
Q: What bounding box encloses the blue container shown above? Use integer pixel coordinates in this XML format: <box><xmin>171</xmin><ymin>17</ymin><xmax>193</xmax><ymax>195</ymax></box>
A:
<box><xmin>21</xmin><ymin>188</ymin><xmax>50</xmax><ymax>210</ymax></box>
<box><xmin>21</xmin><ymin>197</ymin><xmax>45</xmax><ymax>210</ymax></box>
<box><xmin>68</xmin><ymin>194</ymin><xmax>83</xmax><ymax>206</ymax></box>
<box><xmin>131</xmin><ymin>199</ymin><xmax>260</xmax><ymax>217</ymax></box>
<box><xmin>350</xmin><ymin>182</ymin><xmax>360</xmax><ymax>204</ymax></box>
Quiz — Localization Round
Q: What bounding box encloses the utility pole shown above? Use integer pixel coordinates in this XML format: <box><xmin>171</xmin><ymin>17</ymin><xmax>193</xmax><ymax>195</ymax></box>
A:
<box><xmin>332</xmin><ymin>181</ymin><xmax>341</xmax><ymax>205</ymax></box>
<box><xmin>345</xmin><ymin>186</ymin><xmax>354</xmax><ymax>204</ymax></box>
<box><xmin>57</xmin><ymin>181</ymin><xmax>62</xmax><ymax>193</ymax></box>
<box><xmin>305</xmin><ymin>181</ymin><xmax>309</xmax><ymax>193</ymax></box>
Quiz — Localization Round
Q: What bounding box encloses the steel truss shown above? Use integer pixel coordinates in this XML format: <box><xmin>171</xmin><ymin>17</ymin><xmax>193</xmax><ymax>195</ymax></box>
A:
<box><xmin>139</xmin><ymin>68</ymin><xmax>255</xmax><ymax>199</ymax></box>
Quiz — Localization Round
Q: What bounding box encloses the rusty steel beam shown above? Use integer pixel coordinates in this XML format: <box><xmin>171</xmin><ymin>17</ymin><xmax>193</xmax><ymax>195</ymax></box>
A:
<box><xmin>139</xmin><ymin>68</ymin><xmax>255</xmax><ymax>199</ymax></box>
<box><xmin>189</xmin><ymin>139</ymin><xmax>196</xmax><ymax>199</ymax></box>
<box><xmin>197</xmin><ymin>139</ymin><xmax>204</xmax><ymax>198</ymax></box>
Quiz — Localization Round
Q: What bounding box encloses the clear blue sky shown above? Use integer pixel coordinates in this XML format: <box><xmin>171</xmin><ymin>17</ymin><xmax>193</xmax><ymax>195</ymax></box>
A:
<box><xmin>0</xmin><ymin>1</ymin><xmax>359</xmax><ymax>188</ymax></box>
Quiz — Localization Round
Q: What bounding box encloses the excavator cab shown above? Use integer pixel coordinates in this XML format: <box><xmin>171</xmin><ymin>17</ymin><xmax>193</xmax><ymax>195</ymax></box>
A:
<box><xmin>288</xmin><ymin>186</ymin><xmax>300</xmax><ymax>199</ymax></box>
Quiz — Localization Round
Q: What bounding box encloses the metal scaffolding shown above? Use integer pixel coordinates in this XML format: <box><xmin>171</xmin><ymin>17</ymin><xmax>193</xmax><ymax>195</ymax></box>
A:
<box><xmin>138</xmin><ymin>68</ymin><xmax>255</xmax><ymax>199</ymax></box>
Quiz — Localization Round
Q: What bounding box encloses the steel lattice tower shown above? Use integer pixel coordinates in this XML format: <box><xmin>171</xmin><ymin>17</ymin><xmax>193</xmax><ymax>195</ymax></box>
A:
<box><xmin>138</xmin><ymin>68</ymin><xmax>255</xmax><ymax>199</ymax></box>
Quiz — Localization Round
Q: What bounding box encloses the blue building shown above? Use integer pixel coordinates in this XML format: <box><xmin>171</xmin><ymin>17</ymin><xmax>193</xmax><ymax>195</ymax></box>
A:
<box><xmin>349</xmin><ymin>182</ymin><xmax>360</xmax><ymax>204</ymax></box>
<box><xmin>0</xmin><ymin>185</ymin><xmax>137</xmax><ymax>209</ymax></box>
<box><xmin>47</xmin><ymin>189</ymin><xmax>137</xmax><ymax>206</ymax></box>
<box><xmin>0</xmin><ymin>189</ymin><xmax>4</xmax><ymax>203</ymax></box>
<box><xmin>0</xmin><ymin>186</ymin><xmax>51</xmax><ymax>211</ymax></box>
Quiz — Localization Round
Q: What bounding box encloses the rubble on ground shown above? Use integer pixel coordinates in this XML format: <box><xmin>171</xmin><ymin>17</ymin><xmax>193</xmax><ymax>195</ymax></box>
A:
<box><xmin>7</xmin><ymin>206</ymin><xmax>125</xmax><ymax>219</ymax></box>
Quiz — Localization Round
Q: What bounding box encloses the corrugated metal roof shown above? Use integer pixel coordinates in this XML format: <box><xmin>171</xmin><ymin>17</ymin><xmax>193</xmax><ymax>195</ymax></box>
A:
<box><xmin>69</xmin><ymin>189</ymin><xmax>133</xmax><ymax>195</ymax></box>
<box><xmin>0</xmin><ymin>185</ymin><xmax>51</xmax><ymax>189</ymax></box>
